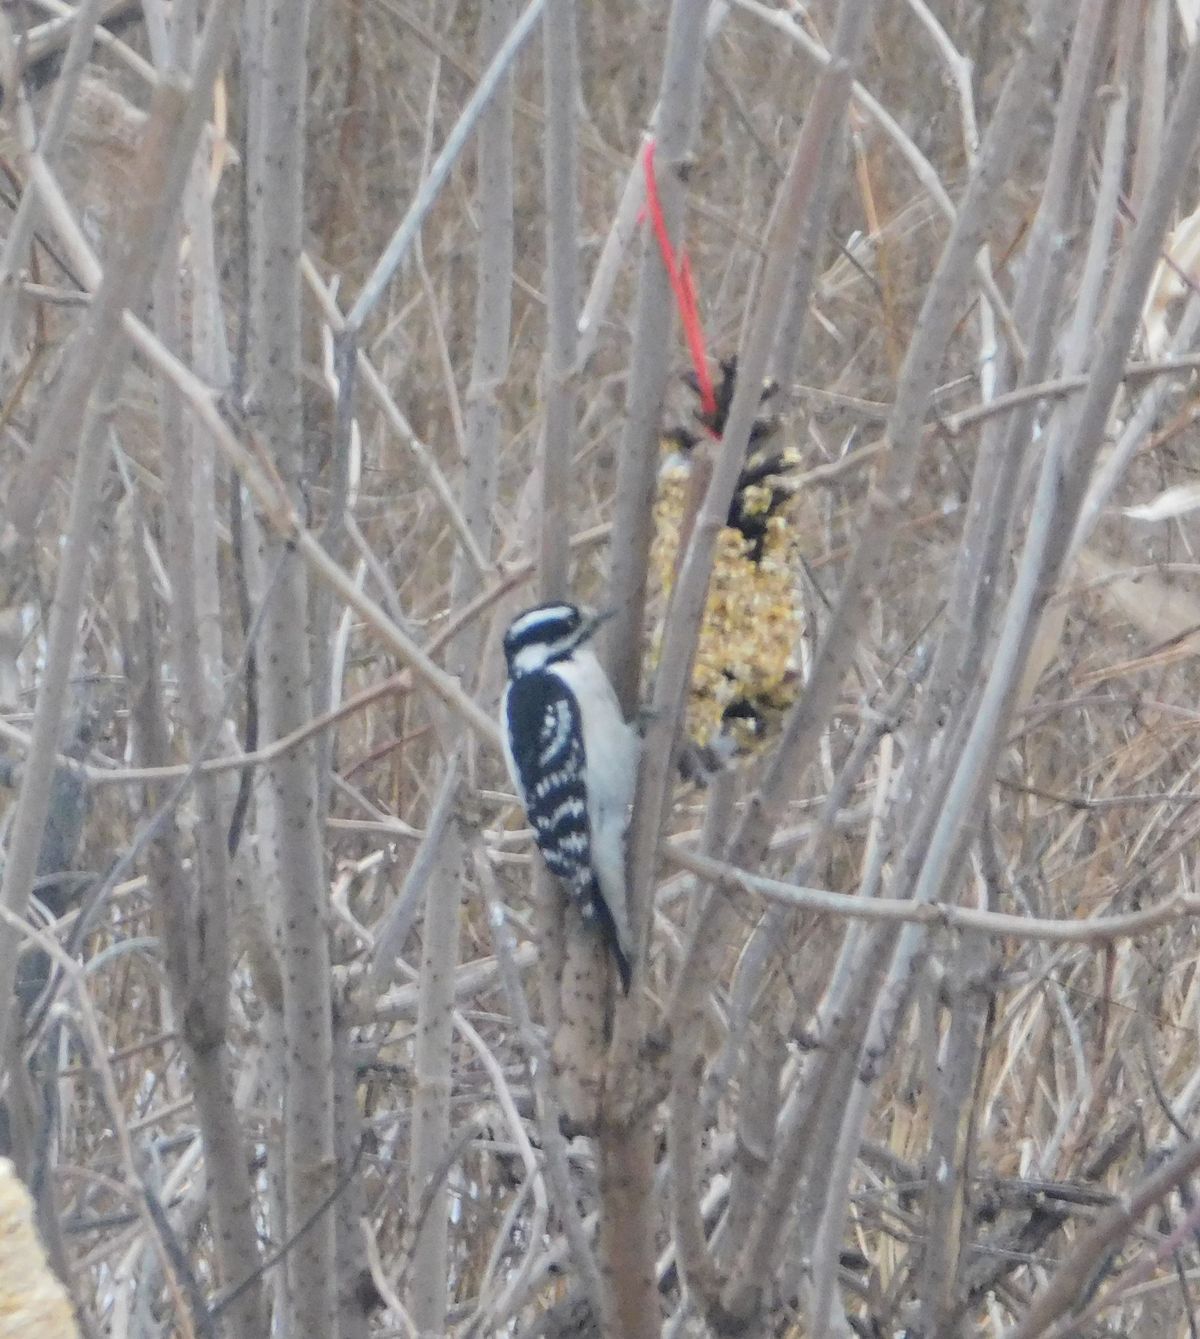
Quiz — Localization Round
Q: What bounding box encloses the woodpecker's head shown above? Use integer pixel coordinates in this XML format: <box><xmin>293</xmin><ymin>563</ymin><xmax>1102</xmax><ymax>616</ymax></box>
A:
<box><xmin>502</xmin><ymin>602</ymin><xmax>610</xmax><ymax>676</ymax></box>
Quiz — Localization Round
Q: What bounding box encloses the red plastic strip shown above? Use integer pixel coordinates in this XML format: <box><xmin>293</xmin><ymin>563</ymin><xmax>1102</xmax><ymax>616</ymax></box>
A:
<box><xmin>642</xmin><ymin>138</ymin><xmax>718</xmax><ymax>422</ymax></box>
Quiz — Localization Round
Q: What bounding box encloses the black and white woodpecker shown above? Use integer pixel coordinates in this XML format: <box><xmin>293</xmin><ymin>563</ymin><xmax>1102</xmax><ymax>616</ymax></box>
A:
<box><xmin>499</xmin><ymin>602</ymin><xmax>638</xmax><ymax>992</ymax></box>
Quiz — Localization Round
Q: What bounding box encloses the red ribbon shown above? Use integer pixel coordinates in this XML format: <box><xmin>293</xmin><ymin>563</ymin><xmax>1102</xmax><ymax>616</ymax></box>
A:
<box><xmin>642</xmin><ymin>138</ymin><xmax>717</xmax><ymax>422</ymax></box>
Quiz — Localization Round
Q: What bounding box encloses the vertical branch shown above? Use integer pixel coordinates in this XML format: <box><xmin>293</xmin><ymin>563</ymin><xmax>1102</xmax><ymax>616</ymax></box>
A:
<box><xmin>332</xmin><ymin>1002</ymin><xmax>371</xmax><ymax>1339</ymax></box>
<box><xmin>455</xmin><ymin>0</ymin><xmax>514</xmax><ymax>645</ymax></box>
<box><xmin>146</xmin><ymin>1</ymin><xmax>262</xmax><ymax>1310</ymax></box>
<box><xmin>916</xmin><ymin>934</ymin><xmax>992</xmax><ymax>1337</ymax></box>
<box><xmin>539</xmin><ymin>0</ymin><xmax>579</xmax><ymax>602</ymax></box>
<box><xmin>407</xmin><ymin>1</ymin><xmax>514</xmax><ymax>1330</ymax></box>
<box><xmin>604</xmin><ymin>0</ymin><xmax>710</xmax><ymax>712</ymax></box>
<box><xmin>1131</xmin><ymin>0</ymin><xmax>1167</xmax><ymax>213</ymax></box>
<box><xmin>593</xmin><ymin>5</ymin><xmax>711</xmax><ymax>1337</ymax></box>
<box><xmin>767</xmin><ymin>140</ymin><xmax>839</xmax><ymax>391</ymax></box>
<box><xmin>532</xmin><ymin>0</ymin><xmax>575</xmax><ymax>1017</ymax></box>
<box><xmin>244</xmin><ymin>0</ymin><xmax>337</xmax><ymax>1333</ymax></box>
<box><xmin>151</xmin><ymin>256</ymin><xmax>266</xmax><ymax>1339</ymax></box>
<box><xmin>474</xmin><ymin>850</ymin><xmax>605</xmax><ymax>1318</ymax></box>
<box><xmin>541</xmin><ymin>0</ymin><xmax>610</xmax><ymax>1087</ymax></box>
<box><xmin>406</xmin><ymin>754</ymin><xmax>465</xmax><ymax>1334</ymax></box>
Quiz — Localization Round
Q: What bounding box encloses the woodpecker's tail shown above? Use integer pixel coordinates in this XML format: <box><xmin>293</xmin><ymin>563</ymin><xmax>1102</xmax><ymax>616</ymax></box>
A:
<box><xmin>588</xmin><ymin>881</ymin><xmax>632</xmax><ymax>994</ymax></box>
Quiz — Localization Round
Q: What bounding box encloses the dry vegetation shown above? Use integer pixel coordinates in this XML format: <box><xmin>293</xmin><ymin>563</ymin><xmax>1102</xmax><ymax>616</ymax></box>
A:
<box><xmin>5</xmin><ymin>1</ymin><xmax>1200</xmax><ymax>1336</ymax></box>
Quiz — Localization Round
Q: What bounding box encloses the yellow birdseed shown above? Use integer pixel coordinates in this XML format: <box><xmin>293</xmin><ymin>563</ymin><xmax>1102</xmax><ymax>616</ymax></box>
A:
<box><xmin>650</xmin><ymin>436</ymin><xmax>804</xmax><ymax>757</ymax></box>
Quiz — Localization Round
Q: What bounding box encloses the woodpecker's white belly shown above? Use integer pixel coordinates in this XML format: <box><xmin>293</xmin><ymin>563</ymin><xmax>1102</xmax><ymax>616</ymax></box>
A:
<box><xmin>548</xmin><ymin>648</ymin><xmax>638</xmax><ymax>951</ymax></box>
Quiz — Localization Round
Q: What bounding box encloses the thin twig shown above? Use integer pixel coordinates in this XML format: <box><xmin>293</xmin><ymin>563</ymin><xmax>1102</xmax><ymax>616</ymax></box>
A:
<box><xmin>665</xmin><ymin>844</ymin><xmax>1200</xmax><ymax>945</ymax></box>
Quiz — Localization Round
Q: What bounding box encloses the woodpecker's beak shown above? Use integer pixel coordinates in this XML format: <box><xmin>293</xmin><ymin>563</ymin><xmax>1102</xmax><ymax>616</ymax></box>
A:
<box><xmin>583</xmin><ymin>607</ymin><xmax>616</xmax><ymax>640</ymax></box>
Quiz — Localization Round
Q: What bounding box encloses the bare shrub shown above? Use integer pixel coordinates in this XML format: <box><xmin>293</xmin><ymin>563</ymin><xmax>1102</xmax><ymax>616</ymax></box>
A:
<box><xmin>4</xmin><ymin>3</ymin><xmax>1200</xmax><ymax>1337</ymax></box>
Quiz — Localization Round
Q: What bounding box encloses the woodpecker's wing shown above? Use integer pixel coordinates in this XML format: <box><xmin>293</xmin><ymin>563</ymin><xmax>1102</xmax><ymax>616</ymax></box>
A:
<box><xmin>502</xmin><ymin>671</ymin><xmax>592</xmax><ymax>891</ymax></box>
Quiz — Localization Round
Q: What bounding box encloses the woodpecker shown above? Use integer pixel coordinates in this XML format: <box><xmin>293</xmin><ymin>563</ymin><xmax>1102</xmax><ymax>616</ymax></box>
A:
<box><xmin>499</xmin><ymin>602</ymin><xmax>638</xmax><ymax>991</ymax></box>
